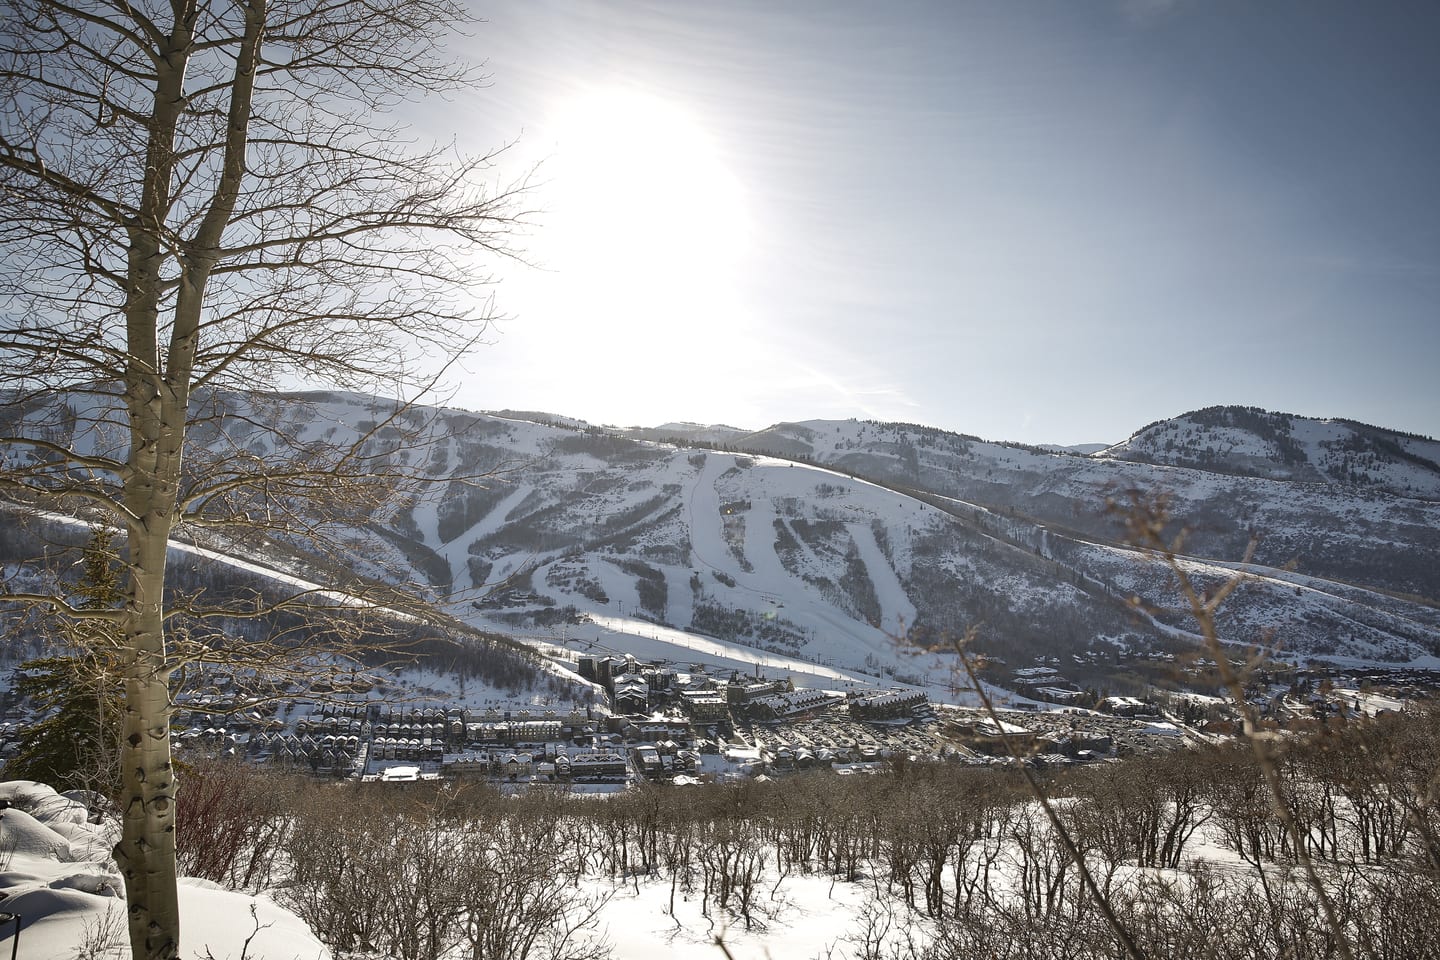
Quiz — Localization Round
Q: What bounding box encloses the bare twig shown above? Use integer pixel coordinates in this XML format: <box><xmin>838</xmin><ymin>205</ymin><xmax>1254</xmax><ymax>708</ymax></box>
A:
<box><xmin>943</xmin><ymin>626</ymin><xmax>1149</xmax><ymax>960</ymax></box>
<box><xmin>1114</xmin><ymin>490</ymin><xmax>1357</xmax><ymax>960</ymax></box>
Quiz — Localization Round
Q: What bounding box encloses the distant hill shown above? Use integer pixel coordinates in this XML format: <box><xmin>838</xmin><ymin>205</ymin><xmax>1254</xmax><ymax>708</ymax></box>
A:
<box><xmin>625</xmin><ymin>422</ymin><xmax>752</xmax><ymax>445</ymax></box>
<box><xmin>1102</xmin><ymin>405</ymin><xmax>1440</xmax><ymax>500</ymax></box>
<box><xmin>1040</xmin><ymin>443</ymin><xmax>1111</xmax><ymax>456</ymax></box>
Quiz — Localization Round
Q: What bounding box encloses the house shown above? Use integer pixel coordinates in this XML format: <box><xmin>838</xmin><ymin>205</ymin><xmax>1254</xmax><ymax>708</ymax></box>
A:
<box><xmin>499</xmin><ymin>752</ymin><xmax>534</xmax><ymax>780</ymax></box>
<box><xmin>947</xmin><ymin>717</ymin><xmax>1037</xmax><ymax>755</ymax></box>
<box><xmin>679</xmin><ymin>691</ymin><xmax>729</xmax><ymax>723</ymax></box>
<box><xmin>378</xmin><ymin>765</ymin><xmax>421</xmax><ymax>783</ymax></box>
<box><xmin>1097</xmin><ymin>696</ymin><xmax>1156</xmax><ymax>718</ymax></box>
<box><xmin>622</xmin><ymin>718</ymin><xmax>694</xmax><ymax>743</ymax></box>
<box><xmin>561</xmin><ymin>750</ymin><xmax>628</xmax><ymax>781</ymax></box>
<box><xmin>464</xmin><ymin>719</ymin><xmax>562</xmax><ymax>745</ymax></box>
<box><xmin>750</xmin><ymin>689</ymin><xmax>843</xmax><ymax>720</ymax></box>
<box><xmin>633</xmin><ymin>745</ymin><xmax>663</xmax><ymax>777</ymax></box>
<box><xmin>1012</xmin><ymin>667</ymin><xmax>1064</xmax><ymax>689</ymax></box>
<box><xmin>1032</xmin><ymin>686</ymin><xmax>1087</xmax><ymax>705</ymax></box>
<box><xmin>726</xmin><ymin>678</ymin><xmax>792</xmax><ymax>704</ymax></box>
<box><xmin>849</xmin><ymin>689</ymin><xmax>929</xmax><ymax>720</ymax></box>
<box><xmin>612</xmin><ymin>673</ymin><xmax>650</xmax><ymax>714</ymax></box>
<box><xmin>441</xmin><ymin>752</ymin><xmax>492</xmax><ymax>778</ymax></box>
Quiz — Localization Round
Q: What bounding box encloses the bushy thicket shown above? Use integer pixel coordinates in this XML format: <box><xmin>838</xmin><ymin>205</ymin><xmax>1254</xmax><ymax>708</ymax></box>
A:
<box><xmin>436</xmin><ymin>479</ymin><xmax>516</xmax><ymax>544</ymax></box>
<box><xmin>172</xmin><ymin>706</ymin><xmax>1440</xmax><ymax>960</ymax></box>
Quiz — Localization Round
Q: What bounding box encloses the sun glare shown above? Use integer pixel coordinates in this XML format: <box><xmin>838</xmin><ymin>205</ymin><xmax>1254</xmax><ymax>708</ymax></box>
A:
<box><xmin>528</xmin><ymin>88</ymin><xmax>754</xmax><ymax>368</ymax></box>
<box><xmin>545</xmin><ymin>89</ymin><xmax>749</xmax><ymax>276</ymax></box>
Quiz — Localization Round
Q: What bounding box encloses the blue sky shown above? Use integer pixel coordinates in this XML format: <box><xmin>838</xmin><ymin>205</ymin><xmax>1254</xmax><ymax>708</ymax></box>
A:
<box><xmin>435</xmin><ymin>1</ymin><xmax>1439</xmax><ymax>446</ymax></box>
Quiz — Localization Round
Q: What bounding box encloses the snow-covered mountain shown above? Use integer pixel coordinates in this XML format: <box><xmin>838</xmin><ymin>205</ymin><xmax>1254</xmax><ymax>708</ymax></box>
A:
<box><xmin>1104</xmin><ymin>405</ymin><xmax>1440</xmax><ymax>499</ymax></box>
<box><xmin>3</xmin><ymin>392</ymin><xmax>1438</xmax><ymax>690</ymax></box>
<box><xmin>703</xmin><ymin>414</ymin><xmax>1440</xmax><ymax>603</ymax></box>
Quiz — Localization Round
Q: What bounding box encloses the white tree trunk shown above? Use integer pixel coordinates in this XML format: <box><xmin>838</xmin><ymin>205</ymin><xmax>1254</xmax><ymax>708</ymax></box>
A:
<box><xmin>114</xmin><ymin>375</ymin><xmax>189</xmax><ymax>959</ymax></box>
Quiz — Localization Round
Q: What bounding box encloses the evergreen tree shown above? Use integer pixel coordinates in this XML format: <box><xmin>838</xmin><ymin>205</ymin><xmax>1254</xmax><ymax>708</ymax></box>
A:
<box><xmin>6</xmin><ymin>528</ymin><xmax>125</xmax><ymax>795</ymax></box>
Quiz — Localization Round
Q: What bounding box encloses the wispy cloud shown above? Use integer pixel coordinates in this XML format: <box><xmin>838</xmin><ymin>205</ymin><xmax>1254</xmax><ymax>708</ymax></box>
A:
<box><xmin>781</xmin><ymin>363</ymin><xmax>922</xmax><ymax>422</ymax></box>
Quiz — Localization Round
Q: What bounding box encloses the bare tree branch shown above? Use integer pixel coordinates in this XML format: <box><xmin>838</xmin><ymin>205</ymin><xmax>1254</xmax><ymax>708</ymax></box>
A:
<box><xmin>0</xmin><ymin>2</ymin><xmax>525</xmax><ymax>957</ymax></box>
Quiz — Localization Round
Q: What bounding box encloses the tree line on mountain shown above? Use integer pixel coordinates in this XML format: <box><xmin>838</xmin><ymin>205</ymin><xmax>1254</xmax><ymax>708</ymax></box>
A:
<box><xmin>551</xmin><ymin>432</ymin><xmax>668</xmax><ymax>464</ymax></box>
<box><xmin>436</xmin><ymin>480</ymin><xmax>518</xmax><ymax>545</ymax></box>
<box><xmin>1126</xmin><ymin>406</ymin><xmax>1440</xmax><ymax>489</ymax></box>
<box><xmin>616</xmin><ymin>558</ymin><xmax>669</xmax><ymax>620</ymax></box>
<box><xmin>1342</xmin><ymin>429</ymin><xmax>1440</xmax><ymax>478</ymax></box>
<box><xmin>462</xmin><ymin>488</ymin><xmax>690</xmax><ymax>570</ymax></box>
<box><xmin>689</xmin><ymin>601</ymin><xmax>807</xmax><ymax>651</ymax></box>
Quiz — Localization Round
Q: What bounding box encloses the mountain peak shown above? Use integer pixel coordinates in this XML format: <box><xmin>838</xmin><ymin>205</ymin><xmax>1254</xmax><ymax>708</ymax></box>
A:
<box><xmin>1102</xmin><ymin>405</ymin><xmax>1440</xmax><ymax>499</ymax></box>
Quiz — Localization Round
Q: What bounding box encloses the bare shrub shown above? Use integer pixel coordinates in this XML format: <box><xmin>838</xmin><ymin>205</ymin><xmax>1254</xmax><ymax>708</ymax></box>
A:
<box><xmin>278</xmin><ymin>785</ymin><xmax>609</xmax><ymax>960</ymax></box>
<box><xmin>175</xmin><ymin>759</ymin><xmax>297</xmax><ymax>890</ymax></box>
<box><xmin>73</xmin><ymin>907</ymin><xmax>128</xmax><ymax>960</ymax></box>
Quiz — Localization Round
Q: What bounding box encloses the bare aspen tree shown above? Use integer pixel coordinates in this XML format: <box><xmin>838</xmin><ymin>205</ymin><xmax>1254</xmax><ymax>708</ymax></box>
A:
<box><xmin>0</xmin><ymin>2</ymin><xmax>522</xmax><ymax>957</ymax></box>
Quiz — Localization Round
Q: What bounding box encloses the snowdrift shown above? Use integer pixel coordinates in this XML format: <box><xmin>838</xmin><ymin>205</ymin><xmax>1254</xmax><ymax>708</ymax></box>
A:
<box><xmin>0</xmin><ymin>780</ymin><xmax>327</xmax><ymax>960</ymax></box>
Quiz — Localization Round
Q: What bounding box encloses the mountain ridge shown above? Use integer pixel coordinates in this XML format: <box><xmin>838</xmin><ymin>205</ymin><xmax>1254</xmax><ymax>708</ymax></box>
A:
<box><xmin>1100</xmin><ymin>405</ymin><xmax>1440</xmax><ymax>499</ymax></box>
<box><xmin>3</xmin><ymin>393</ymin><xmax>1437</xmax><ymax>693</ymax></box>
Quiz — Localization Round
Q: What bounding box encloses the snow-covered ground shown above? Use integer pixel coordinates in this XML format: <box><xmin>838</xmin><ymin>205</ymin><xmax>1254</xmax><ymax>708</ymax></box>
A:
<box><xmin>0</xmin><ymin>781</ymin><xmax>327</xmax><ymax>960</ymax></box>
<box><xmin>6</xmin><ymin>743</ymin><xmax>1419</xmax><ymax>960</ymax></box>
<box><xmin>593</xmin><ymin>871</ymin><xmax>883</xmax><ymax>960</ymax></box>
<box><xmin>1</xmin><ymin>775</ymin><xmax>895</xmax><ymax>960</ymax></box>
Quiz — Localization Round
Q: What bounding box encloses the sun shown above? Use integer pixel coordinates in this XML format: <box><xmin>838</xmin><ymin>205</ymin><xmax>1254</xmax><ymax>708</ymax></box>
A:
<box><xmin>532</xmin><ymin>88</ymin><xmax>753</xmax><ymax>337</ymax></box>
<box><xmin>498</xmin><ymin>86</ymin><xmax>765</xmax><ymax>424</ymax></box>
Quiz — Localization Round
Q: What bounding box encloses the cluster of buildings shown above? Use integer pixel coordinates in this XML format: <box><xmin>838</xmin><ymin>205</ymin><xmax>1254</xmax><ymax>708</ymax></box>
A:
<box><xmin>8</xmin><ymin>617</ymin><xmax>1437</xmax><ymax>796</ymax></box>
<box><xmin>1009</xmin><ymin>665</ymin><xmax>1088</xmax><ymax>705</ymax></box>
<box><xmin>578</xmin><ymin>653</ymin><xmax>932</xmax><ymax>726</ymax></box>
<box><xmin>579</xmin><ymin>654</ymin><xmax>733</xmax><ymax>721</ymax></box>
